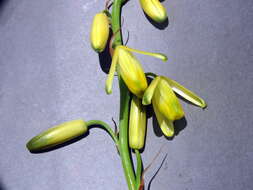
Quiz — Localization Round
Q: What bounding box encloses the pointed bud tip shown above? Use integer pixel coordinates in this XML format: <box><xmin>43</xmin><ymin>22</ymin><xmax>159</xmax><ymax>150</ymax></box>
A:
<box><xmin>105</xmin><ymin>87</ymin><xmax>112</xmax><ymax>95</ymax></box>
<box><xmin>93</xmin><ymin>46</ymin><xmax>103</xmax><ymax>53</ymax></box>
<box><xmin>141</xmin><ymin>98</ymin><xmax>148</xmax><ymax>106</ymax></box>
<box><xmin>142</xmin><ymin>98</ymin><xmax>150</xmax><ymax>106</ymax></box>
<box><xmin>156</xmin><ymin>53</ymin><xmax>167</xmax><ymax>61</ymax></box>
<box><xmin>162</xmin><ymin>55</ymin><xmax>168</xmax><ymax>62</ymax></box>
<box><xmin>201</xmin><ymin>102</ymin><xmax>207</xmax><ymax>109</ymax></box>
<box><xmin>162</xmin><ymin>127</ymin><xmax>174</xmax><ymax>137</ymax></box>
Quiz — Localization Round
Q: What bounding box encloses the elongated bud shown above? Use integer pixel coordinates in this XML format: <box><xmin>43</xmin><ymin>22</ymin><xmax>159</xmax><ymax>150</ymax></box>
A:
<box><xmin>129</xmin><ymin>96</ymin><xmax>147</xmax><ymax>149</ymax></box>
<box><xmin>90</xmin><ymin>12</ymin><xmax>110</xmax><ymax>52</ymax></box>
<box><xmin>26</xmin><ymin>120</ymin><xmax>87</xmax><ymax>152</ymax></box>
<box><xmin>139</xmin><ymin>0</ymin><xmax>167</xmax><ymax>23</ymax></box>
<box><xmin>117</xmin><ymin>47</ymin><xmax>148</xmax><ymax>98</ymax></box>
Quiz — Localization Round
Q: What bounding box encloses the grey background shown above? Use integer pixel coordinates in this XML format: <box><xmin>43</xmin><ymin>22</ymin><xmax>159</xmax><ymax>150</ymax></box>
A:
<box><xmin>0</xmin><ymin>0</ymin><xmax>253</xmax><ymax>190</ymax></box>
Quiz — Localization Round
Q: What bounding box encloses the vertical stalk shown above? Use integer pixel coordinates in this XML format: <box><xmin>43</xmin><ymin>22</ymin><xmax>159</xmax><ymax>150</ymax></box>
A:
<box><xmin>135</xmin><ymin>149</ymin><xmax>143</xmax><ymax>189</ymax></box>
<box><xmin>111</xmin><ymin>0</ymin><xmax>136</xmax><ymax>190</ymax></box>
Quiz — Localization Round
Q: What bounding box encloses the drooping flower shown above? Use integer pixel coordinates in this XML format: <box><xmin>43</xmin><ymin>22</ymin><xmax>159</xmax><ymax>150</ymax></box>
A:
<box><xmin>90</xmin><ymin>12</ymin><xmax>110</xmax><ymax>52</ymax></box>
<box><xmin>105</xmin><ymin>45</ymin><xmax>167</xmax><ymax>98</ymax></box>
<box><xmin>26</xmin><ymin>120</ymin><xmax>88</xmax><ymax>152</ymax></box>
<box><xmin>143</xmin><ymin>76</ymin><xmax>206</xmax><ymax>137</ymax></box>
<box><xmin>129</xmin><ymin>96</ymin><xmax>147</xmax><ymax>150</ymax></box>
<box><xmin>139</xmin><ymin>0</ymin><xmax>167</xmax><ymax>23</ymax></box>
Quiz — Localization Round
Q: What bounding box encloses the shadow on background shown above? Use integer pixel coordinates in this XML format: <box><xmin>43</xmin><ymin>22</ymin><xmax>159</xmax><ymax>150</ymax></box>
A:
<box><xmin>98</xmin><ymin>31</ymin><xmax>112</xmax><ymax>74</ymax></box>
<box><xmin>152</xmin><ymin>111</ymin><xmax>187</xmax><ymax>140</ymax></box>
<box><xmin>143</xmin><ymin>12</ymin><xmax>169</xmax><ymax>30</ymax></box>
<box><xmin>0</xmin><ymin>0</ymin><xmax>8</xmax><ymax>11</ymax></box>
<box><xmin>0</xmin><ymin>179</ymin><xmax>7</xmax><ymax>190</ymax></box>
<box><xmin>0</xmin><ymin>0</ymin><xmax>8</xmax><ymax>23</ymax></box>
<box><xmin>0</xmin><ymin>0</ymin><xmax>25</xmax><ymax>25</ymax></box>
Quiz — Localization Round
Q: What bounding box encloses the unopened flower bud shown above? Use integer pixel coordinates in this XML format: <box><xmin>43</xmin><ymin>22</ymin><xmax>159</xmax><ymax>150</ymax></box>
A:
<box><xmin>90</xmin><ymin>12</ymin><xmax>110</xmax><ymax>52</ymax></box>
<box><xmin>26</xmin><ymin>120</ymin><xmax>87</xmax><ymax>152</ymax></box>
<box><xmin>139</xmin><ymin>0</ymin><xmax>167</xmax><ymax>23</ymax></box>
<box><xmin>129</xmin><ymin>96</ymin><xmax>147</xmax><ymax>149</ymax></box>
<box><xmin>117</xmin><ymin>47</ymin><xmax>148</xmax><ymax>98</ymax></box>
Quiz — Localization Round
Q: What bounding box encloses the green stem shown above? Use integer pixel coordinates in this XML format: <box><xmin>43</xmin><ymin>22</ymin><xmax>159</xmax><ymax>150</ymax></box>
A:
<box><xmin>111</xmin><ymin>0</ymin><xmax>136</xmax><ymax>190</ymax></box>
<box><xmin>111</xmin><ymin>0</ymin><xmax>122</xmax><ymax>46</ymax></box>
<box><xmin>135</xmin><ymin>149</ymin><xmax>143</xmax><ymax>189</ymax></box>
<box><xmin>86</xmin><ymin>120</ymin><xmax>119</xmax><ymax>146</ymax></box>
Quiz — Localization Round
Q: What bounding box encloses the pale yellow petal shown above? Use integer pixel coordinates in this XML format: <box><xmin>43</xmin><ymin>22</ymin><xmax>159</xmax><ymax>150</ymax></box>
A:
<box><xmin>118</xmin><ymin>45</ymin><xmax>167</xmax><ymax>61</ymax></box>
<box><xmin>142</xmin><ymin>76</ymin><xmax>161</xmax><ymax>105</ymax></box>
<box><xmin>117</xmin><ymin>47</ymin><xmax>148</xmax><ymax>97</ymax></box>
<box><xmin>162</xmin><ymin>76</ymin><xmax>207</xmax><ymax>108</ymax></box>
<box><xmin>153</xmin><ymin>79</ymin><xmax>184</xmax><ymax>121</ymax></box>
<box><xmin>153</xmin><ymin>103</ymin><xmax>174</xmax><ymax>137</ymax></box>
<box><xmin>105</xmin><ymin>49</ymin><xmax>119</xmax><ymax>94</ymax></box>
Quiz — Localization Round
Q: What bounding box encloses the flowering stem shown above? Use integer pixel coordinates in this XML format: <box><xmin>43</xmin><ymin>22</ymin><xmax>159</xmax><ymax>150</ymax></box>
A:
<box><xmin>111</xmin><ymin>0</ymin><xmax>137</xmax><ymax>190</ymax></box>
<box><xmin>86</xmin><ymin>120</ymin><xmax>119</xmax><ymax>146</ymax></box>
<box><xmin>135</xmin><ymin>149</ymin><xmax>143</xmax><ymax>189</ymax></box>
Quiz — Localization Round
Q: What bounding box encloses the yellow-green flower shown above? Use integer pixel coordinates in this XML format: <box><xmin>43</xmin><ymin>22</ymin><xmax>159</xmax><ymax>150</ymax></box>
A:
<box><xmin>143</xmin><ymin>76</ymin><xmax>206</xmax><ymax>137</ymax></box>
<box><xmin>26</xmin><ymin>120</ymin><xmax>87</xmax><ymax>152</ymax></box>
<box><xmin>129</xmin><ymin>96</ymin><xmax>147</xmax><ymax>150</ymax></box>
<box><xmin>105</xmin><ymin>45</ymin><xmax>167</xmax><ymax>98</ymax></box>
<box><xmin>139</xmin><ymin>0</ymin><xmax>167</xmax><ymax>23</ymax></box>
<box><xmin>90</xmin><ymin>12</ymin><xmax>110</xmax><ymax>52</ymax></box>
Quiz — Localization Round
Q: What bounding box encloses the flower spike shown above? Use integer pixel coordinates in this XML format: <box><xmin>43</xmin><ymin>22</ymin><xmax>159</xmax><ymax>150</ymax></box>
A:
<box><xmin>162</xmin><ymin>76</ymin><xmax>207</xmax><ymax>109</ymax></box>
